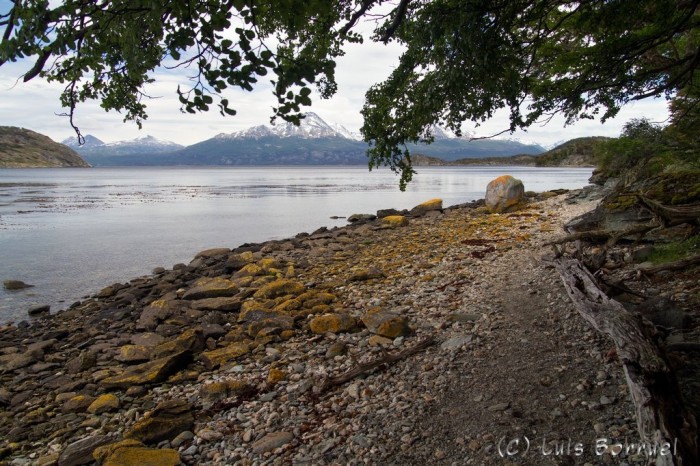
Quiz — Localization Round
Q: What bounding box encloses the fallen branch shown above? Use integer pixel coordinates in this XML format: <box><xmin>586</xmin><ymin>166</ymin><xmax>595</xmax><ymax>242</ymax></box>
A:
<box><xmin>554</xmin><ymin>257</ymin><xmax>699</xmax><ymax>466</ymax></box>
<box><xmin>546</xmin><ymin>224</ymin><xmax>658</xmax><ymax>247</ymax></box>
<box><xmin>636</xmin><ymin>195</ymin><xmax>700</xmax><ymax>228</ymax></box>
<box><xmin>318</xmin><ymin>336</ymin><xmax>435</xmax><ymax>393</ymax></box>
<box><xmin>634</xmin><ymin>253</ymin><xmax>700</xmax><ymax>275</ymax></box>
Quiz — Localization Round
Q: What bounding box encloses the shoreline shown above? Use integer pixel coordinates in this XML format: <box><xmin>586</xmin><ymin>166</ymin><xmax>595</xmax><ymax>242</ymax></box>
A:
<box><xmin>1</xmin><ymin>185</ymin><xmax>649</xmax><ymax>466</ymax></box>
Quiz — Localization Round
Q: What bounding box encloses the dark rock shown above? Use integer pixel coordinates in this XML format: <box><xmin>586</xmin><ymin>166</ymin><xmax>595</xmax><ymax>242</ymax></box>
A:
<box><xmin>3</xmin><ymin>280</ymin><xmax>34</xmax><ymax>290</ymax></box>
<box><xmin>125</xmin><ymin>399</ymin><xmax>194</xmax><ymax>444</ymax></box>
<box><xmin>636</xmin><ymin>297</ymin><xmax>690</xmax><ymax>329</ymax></box>
<box><xmin>65</xmin><ymin>351</ymin><xmax>97</xmax><ymax>374</ymax></box>
<box><xmin>100</xmin><ymin>350</ymin><xmax>192</xmax><ymax>389</ymax></box>
<box><xmin>58</xmin><ymin>435</ymin><xmax>111</xmax><ymax>466</ymax></box>
<box><xmin>377</xmin><ymin>208</ymin><xmax>401</xmax><ymax>218</ymax></box>
<box><xmin>28</xmin><ymin>304</ymin><xmax>50</xmax><ymax>316</ymax></box>
<box><xmin>347</xmin><ymin>214</ymin><xmax>377</xmax><ymax>223</ymax></box>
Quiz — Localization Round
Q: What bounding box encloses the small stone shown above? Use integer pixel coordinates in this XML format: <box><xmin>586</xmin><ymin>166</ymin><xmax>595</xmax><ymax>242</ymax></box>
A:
<box><xmin>103</xmin><ymin>447</ymin><xmax>180</xmax><ymax>466</ymax></box>
<box><xmin>309</xmin><ymin>313</ymin><xmax>357</xmax><ymax>334</ymax></box>
<box><xmin>368</xmin><ymin>335</ymin><xmax>393</xmax><ymax>346</ymax></box>
<box><xmin>251</xmin><ymin>431</ymin><xmax>294</xmax><ymax>454</ymax></box>
<box><xmin>487</xmin><ymin>402</ymin><xmax>510</xmax><ymax>412</ymax></box>
<box><xmin>170</xmin><ymin>431</ymin><xmax>194</xmax><ymax>448</ymax></box>
<box><xmin>197</xmin><ymin>428</ymin><xmax>223</xmax><ymax>442</ymax></box>
<box><xmin>361</xmin><ymin>308</ymin><xmax>409</xmax><ymax>338</ymax></box>
<box><xmin>434</xmin><ymin>449</ymin><xmax>446</xmax><ymax>460</ymax></box>
<box><xmin>267</xmin><ymin>368</ymin><xmax>287</xmax><ymax>385</ymax></box>
<box><xmin>325</xmin><ymin>341</ymin><xmax>347</xmax><ymax>357</ymax></box>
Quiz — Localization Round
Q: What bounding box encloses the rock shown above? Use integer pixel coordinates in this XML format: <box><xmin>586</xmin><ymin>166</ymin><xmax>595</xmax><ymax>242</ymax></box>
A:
<box><xmin>376</xmin><ymin>208</ymin><xmax>402</xmax><ymax>218</ymax></box>
<box><xmin>485</xmin><ymin>175</ymin><xmax>525</xmax><ymax>213</ymax></box>
<box><xmin>115</xmin><ymin>345</ymin><xmax>151</xmax><ymax>363</ymax></box>
<box><xmin>226</xmin><ymin>251</ymin><xmax>255</xmax><ymax>270</ymax></box>
<box><xmin>93</xmin><ymin>440</ymin><xmax>144</xmax><ymax>464</ymax></box>
<box><xmin>62</xmin><ymin>395</ymin><xmax>96</xmax><ymax>413</ymax></box>
<box><xmin>233</xmin><ymin>263</ymin><xmax>264</xmax><ymax>278</ymax></box>
<box><xmin>125</xmin><ymin>399</ymin><xmax>194</xmax><ymax>445</ymax></box>
<box><xmin>182</xmin><ymin>277</ymin><xmax>239</xmax><ymax>300</ymax></box>
<box><xmin>348</xmin><ymin>214</ymin><xmax>376</xmax><ymax>223</ymax></box>
<box><xmin>100</xmin><ymin>350</ymin><xmax>191</xmax><ymax>389</ymax></box>
<box><xmin>440</xmin><ymin>335</ymin><xmax>473</xmax><ymax>351</ymax></box>
<box><xmin>325</xmin><ymin>341</ymin><xmax>347</xmax><ymax>357</ymax></box>
<box><xmin>252</xmin><ymin>279</ymin><xmax>305</xmax><ymax>299</ymax></box>
<box><xmin>200</xmin><ymin>342</ymin><xmax>250</xmax><ymax>370</ymax></box>
<box><xmin>190</xmin><ymin>296</ymin><xmax>242</xmax><ymax>312</ymax></box>
<box><xmin>487</xmin><ymin>402</ymin><xmax>510</xmax><ymax>412</ymax></box>
<box><xmin>65</xmin><ymin>351</ymin><xmax>98</xmax><ymax>374</ymax></box>
<box><xmin>410</xmin><ymin>198</ymin><xmax>443</xmax><ymax>216</ymax></box>
<box><xmin>361</xmin><ymin>308</ymin><xmax>410</xmax><ymax>338</ymax></box>
<box><xmin>131</xmin><ymin>332</ymin><xmax>165</xmax><ymax>347</ymax></box>
<box><xmin>380</xmin><ymin>215</ymin><xmax>409</xmax><ymax>228</ymax></box>
<box><xmin>58</xmin><ymin>435</ymin><xmax>111</xmax><ymax>466</ymax></box>
<box><xmin>636</xmin><ymin>296</ymin><xmax>690</xmax><ymax>329</ymax></box>
<box><xmin>3</xmin><ymin>280</ymin><xmax>34</xmax><ymax>290</ymax></box>
<box><xmin>349</xmin><ymin>267</ymin><xmax>385</xmax><ymax>282</ymax></box>
<box><xmin>194</xmin><ymin>247</ymin><xmax>230</xmax><ymax>259</ymax></box>
<box><xmin>267</xmin><ymin>368</ymin><xmax>287</xmax><ymax>385</ymax></box>
<box><xmin>28</xmin><ymin>304</ymin><xmax>50</xmax><ymax>316</ymax></box>
<box><xmin>0</xmin><ymin>352</ymin><xmax>37</xmax><ymax>371</ymax></box>
<box><xmin>87</xmin><ymin>394</ymin><xmax>120</xmax><ymax>414</ymax></box>
<box><xmin>170</xmin><ymin>431</ymin><xmax>194</xmax><ymax>448</ymax></box>
<box><xmin>368</xmin><ymin>335</ymin><xmax>393</xmax><ymax>346</ymax></box>
<box><xmin>200</xmin><ymin>380</ymin><xmax>253</xmax><ymax>402</ymax></box>
<box><xmin>137</xmin><ymin>300</ymin><xmax>178</xmax><ymax>330</ymax></box>
<box><xmin>251</xmin><ymin>431</ymin><xmax>294</xmax><ymax>454</ymax></box>
<box><xmin>150</xmin><ymin>328</ymin><xmax>204</xmax><ymax>360</ymax></box>
<box><xmin>103</xmin><ymin>447</ymin><xmax>180</xmax><ymax>466</ymax></box>
<box><xmin>309</xmin><ymin>313</ymin><xmax>357</xmax><ymax>334</ymax></box>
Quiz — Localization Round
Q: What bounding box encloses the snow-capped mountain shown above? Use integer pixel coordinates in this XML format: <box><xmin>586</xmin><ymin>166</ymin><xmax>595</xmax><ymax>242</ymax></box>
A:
<box><xmin>63</xmin><ymin>134</ymin><xmax>184</xmax><ymax>156</ymax></box>
<box><xmin>61</xmin><ymin>134</ymin><xmax>105</xmax><ymax>149</ymax></box>
<box><xmin>216</xmin><ymin>112</ymin><xmax>362</xmax><ymax>141</ymax></box>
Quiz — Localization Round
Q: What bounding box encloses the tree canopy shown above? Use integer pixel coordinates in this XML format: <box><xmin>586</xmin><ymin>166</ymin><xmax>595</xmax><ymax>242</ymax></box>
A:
<box><xmin>2</xmin><ymin>0</ymin><xmax>699</xmax><ymax>187</ymax></box>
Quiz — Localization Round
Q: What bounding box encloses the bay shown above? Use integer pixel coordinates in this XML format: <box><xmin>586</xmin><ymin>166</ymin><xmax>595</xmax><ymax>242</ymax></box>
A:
<box><xmin>0</xmin><ymin>166</ymin><xmax>592</xmax><ymax>323</ymax></box>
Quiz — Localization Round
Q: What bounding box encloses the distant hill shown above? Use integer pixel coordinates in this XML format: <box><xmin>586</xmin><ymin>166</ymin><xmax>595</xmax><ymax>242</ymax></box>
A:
<box><xmin>0</xmin><ymin>127</ymin><xmax>90</xmax><ymax>168</ymax></box>
<box><xmin>411</xmin><ymin>137</ymin><xmax>607</xmax><ymax>167</ymax></box>
<box><xmin>64</xmin><ymin>135</ymin><xmax>184</xmax><ymax>165</ymax></box>
<box><xmin>70</xmin><ymin>113</ymin><xmax>545</xmax><ymax>166</ymax></box>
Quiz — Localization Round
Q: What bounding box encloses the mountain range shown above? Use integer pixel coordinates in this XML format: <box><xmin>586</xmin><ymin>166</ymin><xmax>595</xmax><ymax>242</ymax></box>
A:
<box><xmin>64</xmin><ymin>113</ymin><xmax>546</xmax><ymax>166</ymax></box>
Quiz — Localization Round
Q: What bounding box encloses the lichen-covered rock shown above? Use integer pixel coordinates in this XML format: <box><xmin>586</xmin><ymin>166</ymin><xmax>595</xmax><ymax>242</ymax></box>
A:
<box><xmin>58</xmin><ymin>435</ymin><xmax>111</xmax><ymax>466</ymax></box>
<box><xmin>182</xmin><ymin>277</ymin><xmax>239</xmax><ymax>300</ymax></box>
<box><xmin>309</xmin><ymin>313</ymin><xmax>357</xmax><ymax>334</ymax></box>
<box><xmin>410</xmin><ymin>198</ymin><xmax>443</xmax><ymax>216</ymax></box>
<box><xmin>200</xmin><ymin>342</ymin><xmax>250</xmax><ymax>370</ymax></box>
<box><xmin>100</xmin><ymin>351</ymin><xmax>191</xmax><ymax>389</ymax></box>
<box><xmin>93</xmin><ymin>439</ymin><xmax>144</xmax><ymax>464</ymax></box>
<box><xmin>125</xmin><ymin>399</ymin><xmax>193</xmax><ymax>445</ymax></box>
<box><xmin>233</xmin><ymin>263</ymin><xmax>264</xmax><ymax>278</ymax></box>
<box><xmin>87</xmin><ymin>394</ymin><xmax>120</xmax><ymax>414</ymax></box>
<box><xmin>253</xmin><ymin>279</ymin><xmax>305</xmax><ymax>299</ymax></box>
<box><xmin>189</xmin><ymin>296</ymin><xmax>242</xmax><ymax>312</ymax></box>
<box><xmin>201</xmin><ymin>379</ymin><xmax>253</xmax><ymax>402</ymax></box>
<box><xmin>361</xmin><ymin>308</ymin><xmax>410</xmax><ymax>338</ymax></box>
<box><xmin>150</xmin><ymin>328</ymin><xmax>203</xmax><ymax>360</ymax></box>
<box><xmin>226</xmin><ymin>251</ymin><xmax>255</xmax><ymax>270</ymax></box>
<box><xmin>62</xmin><ymin>395</ymin><xmax>96</xmax><ymax>413</ymax></box>
<box><xmin>485</xmin><ymin>175</ymin><xmax>525</xmax><ymax>213</ymax></box>
<box><xmin>381</xmin><ymin>215</ymin><xmax>409</xmax><ymax>228</ymax></box>
<box><xmin>103</xmin><ymin>447</ymin><xmax>180</xmax><ymax>466</ymax></box>
<box><xmin>349</xmin><ymin>267</ymin><xmax>385</xmax><ymax>282</ymax></box>
<box><xmin>267</xmin><ymin>368</ymin><xmax>287</xmax><ymax>385</ymax></box>
<box><xmin>116</xmin><ymin>345</ymin><xmax>150</xmax><ymax>363</ymax></box>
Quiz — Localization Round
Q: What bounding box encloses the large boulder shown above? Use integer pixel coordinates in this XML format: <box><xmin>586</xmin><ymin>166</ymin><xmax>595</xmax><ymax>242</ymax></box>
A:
<box><xmin>410</xmin><ymin>198</ymin><xmax>443</xmax><ymax>217</ymax></box>
<box><xmin>485</xmin><ymin>176</ymin><xmax>525</xmax><ymax>213</ymax></box>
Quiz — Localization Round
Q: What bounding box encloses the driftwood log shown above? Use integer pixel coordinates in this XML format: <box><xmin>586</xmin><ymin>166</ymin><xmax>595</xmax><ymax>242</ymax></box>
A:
<box><xmin>554</xmin><ymin>257</ymin><xmax>699</xmax><ymax>466</ymax></box>
<box><xmin>634</xmin><ymin>253</ymin><xmax>700</xmax><ymax>276</ymax></box>
<box><xmin>636</xmin><ymin>195</ymin><xmax>700</xmax><ymax>228</ymax></box>
<box><xmin>317</xmin><ymin>336</ymin><xmax>435</xmax><ymax>394</ymax></box>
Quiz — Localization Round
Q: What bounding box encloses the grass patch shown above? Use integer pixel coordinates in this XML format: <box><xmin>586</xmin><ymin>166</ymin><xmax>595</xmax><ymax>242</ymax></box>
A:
<box><xmin>648</xmin><ymin>234</ymin><xmax>700</xmax><ymax>264</ymax></box>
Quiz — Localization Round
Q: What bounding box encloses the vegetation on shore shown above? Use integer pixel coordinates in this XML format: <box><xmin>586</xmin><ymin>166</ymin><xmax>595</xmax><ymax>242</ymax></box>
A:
<box><xmin>0</xmin><ymin>127</ymin><xmax>90</xmax><ymax>168</ymax></box>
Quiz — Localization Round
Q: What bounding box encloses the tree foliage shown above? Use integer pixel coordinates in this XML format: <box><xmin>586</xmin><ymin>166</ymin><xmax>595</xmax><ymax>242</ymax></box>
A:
<box><xmin>2</xmin><ymin>0</ymin><xmax>699</xmax><ymax>187</ymax></box>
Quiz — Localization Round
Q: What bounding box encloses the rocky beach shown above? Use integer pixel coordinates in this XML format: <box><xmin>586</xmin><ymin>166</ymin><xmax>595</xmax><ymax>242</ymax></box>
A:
<box><xmin>0</xmin><ymin>185</ymin><xmax>695</xmax><ymax>466</ymax></box>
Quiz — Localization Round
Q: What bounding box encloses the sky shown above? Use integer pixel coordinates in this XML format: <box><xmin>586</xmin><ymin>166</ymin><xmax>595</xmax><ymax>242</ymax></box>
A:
<box><xmin>0</xmin><ymin>3</ymin><xmax>671</xmax><ymax>148</ymax></box>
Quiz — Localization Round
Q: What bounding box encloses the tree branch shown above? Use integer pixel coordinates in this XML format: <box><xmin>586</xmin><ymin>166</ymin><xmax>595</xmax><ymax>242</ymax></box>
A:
<box><xmin>380</xmin><ymin>0</ymin><xmax>411</xmax><ymax>43</ymax></box>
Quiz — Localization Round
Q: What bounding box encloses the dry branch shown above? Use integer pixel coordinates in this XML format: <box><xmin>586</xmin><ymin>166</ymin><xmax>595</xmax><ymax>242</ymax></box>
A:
<box><xmin>634</xmin><ymin>254</ymin><xmax>700</xmax><ymax>275</ymax></box>
<box><xmin>554</xmin><ymin>257</ymin><xmax>699</xmax><ymax>466</ymax></box>
<box><xmin>636</xmin><ymin>195</ymin><xmax>700</xmax><ymax>227</ymax></box>
<box><xmin>546</xmin><ymin>224</ymin><xmax>658</xmax><ymax>247</ymax></box>
<box><xmin>318</xmin><ymin>336</ymin><xmax>435</xmax><ymax>393</ymax></box>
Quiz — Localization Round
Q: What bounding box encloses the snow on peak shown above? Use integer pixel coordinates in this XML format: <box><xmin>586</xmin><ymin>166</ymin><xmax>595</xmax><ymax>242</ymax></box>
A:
<box><xmin>220</xmin><ymin>113</ymin><xmax>361</xmax><ymax>140</ymax></box>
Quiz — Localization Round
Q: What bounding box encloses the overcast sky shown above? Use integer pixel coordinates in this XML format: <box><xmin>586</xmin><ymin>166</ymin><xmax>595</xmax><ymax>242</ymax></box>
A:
<box><xmin>0</xmin><ymin>4</ymin><xmax>671</xmax><ymax>148</ymax></box>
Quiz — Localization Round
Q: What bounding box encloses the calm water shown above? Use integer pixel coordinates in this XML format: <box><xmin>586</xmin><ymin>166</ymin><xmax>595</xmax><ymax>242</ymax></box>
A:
<box><xmin>0</xmin><ymin>166</ymin><xmax>592</xmax><ymax>323</ymax></box>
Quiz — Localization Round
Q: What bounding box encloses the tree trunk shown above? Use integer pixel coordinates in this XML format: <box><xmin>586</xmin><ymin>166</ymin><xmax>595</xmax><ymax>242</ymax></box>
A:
<box><xmin>554</xmin><ymin>257</ymin><xmax>699</xmax><ymax>466</ymax></box>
